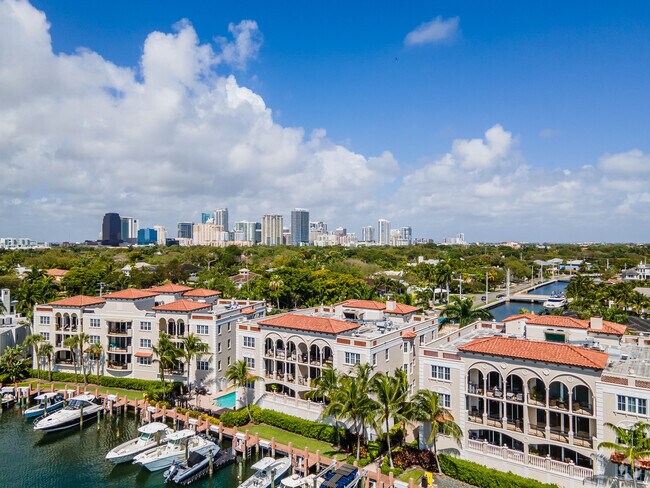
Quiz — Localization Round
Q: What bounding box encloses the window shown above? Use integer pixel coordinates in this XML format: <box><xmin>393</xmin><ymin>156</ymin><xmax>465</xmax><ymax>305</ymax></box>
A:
<box><xmin>42</xmin><ymin>332</ymin><xmax>50</xmax><ymax>341</ymax></box>
<box><xmin>227</xmin><ymin>357</ymin><xmax>231</xmax><ymax>366</ymax></box>
<box><xmin>431</xmin><ymin>365</ymin><xmax>451</xmax><ymax>381</ymax></box>
<box><xmin>385</xmin><ymin>349</ymin><xmax>389</xmax><ymax>361</ymax></box>
<box><xmin>197</xmin><ymin>360</ymin><xmax>210</xmax><ymax>371</ymax></box>
<box><xmin>140</xmin><ymin>321</ymin><xmax>151</xmax><ymax>331</ymax></box>
<box><xmin>227</xmin><ymin>339</ymin><xmax>231</xmax><ymax>350</ymax></box>
<box><xmin>244</xmin><ymin>357</ymin><xmax>255</xmax><ymax>368</ymax></box>
<box><xmin>243</xmin><ymin>336</ymin><xmax>255</xmax><ymax>348</ymax></box>
<box><xmin>419</xmin><ymin>335</ymin><xmax>424</xmax><ymax>345</ymax></box>
<box><xmin>89</xmin><ymin>318</ymin><xmax>100</xmax><ymax>328</ymax></box>
<box><xmin>545</xmin><ymin>332</ymin><xmax>566</xmax><ymax>343</ymax></box>
<box><xmin>228</xmin><ymin>322</ymin><xmax>232</xmax><ymax>332</ymax></box>
<box><xmin>217</xmin><ymin>324</ymin><xmax>222</xmax><ymax>335</ymax></box>
<box><xmin>196</xmin><ymin>324</ymin><xmax>209</xmax><ymax>335</ymax></box>
<box><xmin>217</xmin><ymin>342</ymin><xmax>222</xmax><ymax>353</ymax></box>
<box><xmin>403</xmin><ymin>342</ymin><xmax>408</xmax><ymax>353</ymax></box>
<box><xmin>217</xmin><ymin>360</ymin><xmax>222</xmax><ymax>371</ymax></box>
<box><xmin>372</xmin><ymin>353</ymin><xmax>377</xmax><ymax>366</ymax></box>
<box><xmin>140</xmin><ymin>338</ymin><xmax>152</xmax><ymax>349</ymax></box>
<box><xmin>39</xmin><ymin>316</ymin><xmax>50</xmax><ymax>325</ymax></box>
<box><xmin>137</xmin><ymin>356</ymin><xmax>152</xmax><ymax>365</ymax></box>
<box><xmin>618</xmin><ymin>395</ymin><xmax>648</xmax><ymax>415</ymax></box>
<box><xmin>439</xmin><ymin>393</ymin><xmax>451</xmax><ymax>408</ymax></box>
<box><xmin>89</xmin><ymin>335</ymin><xmax>100</xmax><ymax>344</ymax></box>
<box><xmin>403</xmin><ymin>363</ymin><xmax>408</xmax><ymax>372</ymax></box>
<box><xmin>345</xmin><ymin>352</ymin><xmax>361</xmax><ymax>365</ymax></box>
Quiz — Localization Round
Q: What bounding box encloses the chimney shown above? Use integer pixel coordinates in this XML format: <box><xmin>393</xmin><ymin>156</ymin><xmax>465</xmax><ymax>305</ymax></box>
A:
<box><xmin>590</xmin><ymin>315</ymin><xmax>603</xmax><ymax>330</ymax></box>
<box><xmin>386</xmin><ymin>298</ymin><xmax>396</xmax><ymax>311</ymax></box>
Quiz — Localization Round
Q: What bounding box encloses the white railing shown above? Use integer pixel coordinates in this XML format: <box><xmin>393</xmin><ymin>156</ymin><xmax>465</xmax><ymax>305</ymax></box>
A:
<box><xmin>467</xmin><ymin>439</ymin><xmax>483</xmax><ymax>451</ymax></box>
<box><xmin>485</xmin><ymin>444</ymin><xmax>502</xmax><ymax>457</ymax></box>
<box><xmin>508</xmin><ymin>450</ymin><xmax>524</xmax><ymax>463</ymax></box>
<box><xmin>528</xmin><ymin>454</ymin><xmax>546</xmax><ymax>469</ymax></box>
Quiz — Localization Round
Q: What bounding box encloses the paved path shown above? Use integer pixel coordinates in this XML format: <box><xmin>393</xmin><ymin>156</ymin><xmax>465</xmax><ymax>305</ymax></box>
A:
<box><xmin>434</xmin><ymin>474</ymin><xmax>477</xmax><ymax>488</ymax></box>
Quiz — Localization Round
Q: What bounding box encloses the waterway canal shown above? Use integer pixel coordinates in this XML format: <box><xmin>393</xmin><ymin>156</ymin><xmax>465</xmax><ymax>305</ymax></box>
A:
<box><xmin>487</xmin><ymin>281</ymin><xmax>569</xmax><ymax>321</ymax></box>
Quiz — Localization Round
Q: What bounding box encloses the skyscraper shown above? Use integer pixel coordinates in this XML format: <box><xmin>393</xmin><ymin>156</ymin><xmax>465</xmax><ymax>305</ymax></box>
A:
<box><xmin>153</xmin><ymin>225</ymin><xmax>167</xmax><ymax>246</ymax></box>
<box><xmin>261</xmin><ymin>214</ymin><xmax>283</xmax><ymax>246</ymax></box>
<box><xmin>101</xmin><ymin>213</ymin><xmax>121</xmax><ymax>246</ymax></box>
<box><xmin>361</xmin><ymin>225</ymin><xmax>375</xmax><ymax>242</ymax></box>
<box><xmin>213</xmin><ymin>208</ymin><xmax>229</xmax><ymax>232</ymax></box>
<box><xmin>234</xmin><ymin>221</ymin><xmax>261</xmax><ymax>244</ymax></box>
<box><xmin>290</xmin><ymin>209</ymin><xmax>309</xmax><ymax>246</ymax></box>
<box><xmin>400</xmin><ymin>226</ymin><xmax>413</xmax><ymax>245</ymax></box>
<box><xmin>377</xmin><ymin>219</ymin><xmax>391</xmax><ymax>245</ymax></box>
<box><xmin>177</xmin><ymin>222</ymin><xmax>194</xmax><ymax>239</ymax></box>
<box><xmin>137</xmin><ymin>228</ymin><xmax>157</xmax><ymax>245</ymax></box>
<box><xmin>309</xmin><ymin>221</ymin><xmax>327</xmax><ymax>243</ymax></box>
<box><xmin>201</xmin><ymin>212</ymin><xmax>212</xmax><ymax>224</ymax></box>
<box><xmin>120</xmin><ymin>217</ymin><xmax>139</xmax><ymax>244</ymax></box>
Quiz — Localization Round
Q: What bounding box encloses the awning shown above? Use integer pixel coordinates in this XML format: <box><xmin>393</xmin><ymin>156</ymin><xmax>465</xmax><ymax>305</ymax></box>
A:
<box><xmin>134</xmin><ymin>351</ymin><xmax>153</xmax><ymax>358</ymax></box>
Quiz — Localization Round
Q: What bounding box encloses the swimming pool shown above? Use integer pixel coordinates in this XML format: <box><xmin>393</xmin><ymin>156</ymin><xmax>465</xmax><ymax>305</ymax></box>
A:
<box><xmin>214</xmin><ymin>391</ymin><xmax>236</xmax><ymax>409</ymax></box>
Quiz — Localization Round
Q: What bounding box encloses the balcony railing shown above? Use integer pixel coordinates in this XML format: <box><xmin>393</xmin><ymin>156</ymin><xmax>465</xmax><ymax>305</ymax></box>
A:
<box><xmin>572</xmin><ymin>402</ymin><xmax>594</xmax><ymax>415</ymax></box>
<box><xmin>528</xmin><ymin>394</ymin><xmax>546</xmax><ymax>406</ymax></box>
<box><xmin>506</xmin><ymin>419</ymin><xmax>524</xmax><ymax>432</ymax></box>
<box><xmin>108</xmin><ymin>346</ymin><xmax>131</xmax><ymax>354</ymax></box>
<box><xmin>573</xmin><ymin>432</ymin><xmax>594</xmax><ymax>448</ymax></box>
<box><xmin>528</xmin><ymin>423</ymin><xmax>546</xmax><ymax>438</ymax></box>
<box><xmin>549</xmin><ymin>428</ymin><xmax>570</xmax><ymax>443</ymax></box>
<box><xmin>107</xmin><ymin>363</ymin><xmax>131</xmax><ymax>371</ymax></box>
<box><xmin>107</xmin><ymin>328</ymin><xmax>130</xmax><ymax>336</ymax></box>
<box><xmin>505</xmin><ymin>391</ymin><xmax>524</xmax><ymax>402</ymax></box>
<box><xmin>467</xmin><ymin>412</ymin><xmax>483</xmax><ymax>424</ymax></box>
<box><xmin>487</xmin><ymin>416</ymin><xmax>503</xmax><ymax>428</ymax></box>
<box><xmin>549</xmin><ymin>398</ymin><xmax>569</xmax><ymax>411</ymax></box>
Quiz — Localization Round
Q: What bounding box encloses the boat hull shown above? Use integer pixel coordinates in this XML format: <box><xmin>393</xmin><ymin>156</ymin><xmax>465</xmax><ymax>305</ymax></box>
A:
<box><xmin>136</xmin><ymin>445</ymin><xmax>215</xmax><ymax>472</ymax></box>
<box><xmin>33</xmin><ymin>405</ymin><xmax>103</xmax><ymax>432</ymax></box>
<box><xmin>24</xmin><ymin>400</ymin><xmax>65</xmax><ymax>419</ymax></box>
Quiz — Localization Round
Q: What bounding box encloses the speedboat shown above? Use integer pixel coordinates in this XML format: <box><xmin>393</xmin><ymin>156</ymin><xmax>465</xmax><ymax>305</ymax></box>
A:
<box><xmin>164</xmin><ymin>447</ymin><xmax>234</xmax><ymax>485</ymax></box>
<box><xmin>106</xmin><ymin>422</ymin><xmax>174</xmax><ymax>464</ymax></box>
<box><xmin>24</xmin><ymin>392</ymin><xmax>65</xmax><ymax>418</ymax></box>
<box><xmin>318</xmin><ymin>464</ymin><xmax>362</xmax><ymax>488</ymax></box>
<box><xmin>133</xmin><ymin>430</ymin><xmax>217</xmax><ymax>472</ymax></box>
<box><xmin>1</xmin><ymin>387</ymin><xmax>16</xmax><ymax>409</ymax></box>
<box><xmin>238</xmin><ymin>457</ymin><xmax>291</xmax><ymax>488</ymax></box>
<box><xmin>33</xmin><ymin>394</ymin><xmax>103</xmax><ymax>432</ymax></box>
<box><xmin>281</xmin><ymin>461</ymin><xmax>339</xmax><ymax>488</ymax></box>
<box><xmin>543</xmin><ymin>296</ymin><xmax>567</xmax><ymax>309</ymax></box>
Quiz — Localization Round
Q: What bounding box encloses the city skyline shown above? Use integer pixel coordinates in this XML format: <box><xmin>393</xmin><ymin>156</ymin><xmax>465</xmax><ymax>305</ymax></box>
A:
<box><xmin>1</xmin><ymin>1</ymin><xmax>650</xmax><ymax>243</ymax></box>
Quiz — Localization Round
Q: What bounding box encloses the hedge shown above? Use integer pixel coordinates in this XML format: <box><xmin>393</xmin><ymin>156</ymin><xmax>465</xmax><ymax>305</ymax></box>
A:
<box><xmin>439</xmin><ymin>454</ymin><xmax>558</xmax><ymax>488</ymax></box>
<box><xmin>219</xmin><ymin>406</ymin><xmax>260</xmax><ymax>427</ymax></box>
<box><xmin>27</xmin><ymin>369</ymin><xmax>181</xmax><ymax>393</ymax></box>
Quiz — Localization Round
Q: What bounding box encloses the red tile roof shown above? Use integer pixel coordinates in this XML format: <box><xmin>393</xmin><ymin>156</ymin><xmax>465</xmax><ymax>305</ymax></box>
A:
<box><xmin>337</xmin><ymin>299</ymin><xmax>421</xmax><ymax>314</ymax></box>
<box><xmin>258</xmin><ymin>314</ymin><xmax>359</xmax><ymax>335</ymax></box>
<box><xmin>458</xmin><ymin>336</ymin><xmax>608</xmax><ymax>369</ymax></box>
<box><xmin>104</xmin><ymin>289</ymin><xmax>158</xmax><ymax>300</ymax></box>
<box><xmin>49</xmin><ymin>295</ymin><xmax>106</xmax><ymax>307</ymax></box>
<box><xmin>134</xmin><ymin>351</ymin><xmax>153</xmax><ymax>358</ymax></box>
<box><xmin>241</xmin><ymin>307</ymin><xmax>256</xmax><ymax>314</ymax></box>
<box><xmin>183</xmin><ymin>288</ymin><xmax>222</xmax><ymax>298</ymax></box>
<box><xmin>46</xmin><ymin>268</ymin><xmax>68</xmax><ymax>277</ymax></box>
<box><xmin>152</xmin><ymin>299</ymin><xmax>212</xmax><ymax>313</ymax></box>
<box><xmin>503</xmin><ymin>313</ymin><xmax>536</xmax><ymax>322</ymax></box>
<box><xmin>525</xmin><ymin>315</ymin><xmax>626</xmax><ymax>336</ymax></box>
<box><xmin>148</xmin><ymin>284</ymin><xmax>194</xmax><ymax>294</ymax></box>
<box><xmin>401</xmin><ymin>331</ymin><xmax>416</xmax><ymax>339</ymax></box>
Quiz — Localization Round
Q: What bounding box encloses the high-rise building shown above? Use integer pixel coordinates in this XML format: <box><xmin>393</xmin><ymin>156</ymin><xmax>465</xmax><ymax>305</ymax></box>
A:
<box><xmin>309</xmin><ymin>221</ymin><xmax>327</xmax><ymax>243</ymax></box>
<box><xmin>213</xmin><ymin>208</ymin><xmax>229</xmax><ymax>232</ymax></box>
<box><xmin>290</xmin><ymin>209</ymin><xmax>309</xmax><ymax>246</ymax></box>
<box><xmin>261</xmin><ymin>214</ymin><xmax>283</xmax><ymax>246</ymax></box>
<box><xmin>234</xmin><ymin>221</ymin><xmax>261</xmax><ymax>244</ymax></box>
<box><xmin>377</xmin><ymin>219</ymin><xmax>391</xmax><ymax>245</ymax></box>
<box><xmin>177</xmin><ymin>222</ymin><xmax>194</xmax><ymax>239</ymax></box>
<box><xmin>137</xmin><ymin>228</ymin><xmax>158</xmax><ymax>245</ymax></box>
<box><xmin>153</xmin><ymin>225</ymin><xmax>167</xmax><ymax>246</ymax></box>
<box><xmin>400</xmin><ymin>226</ymin><xmax>413</xmax><ymax>245</ymax></box>
<box><xmin>201</xmin><ymin>213</ymin><xmax>211</xmax><ymax>224</ymax></box>
<box><xmin>120</xmin><ymin>217</ymin><xmax>139</xmax><ymax>244</ymax></box>
<box><xmin>101</xmin><ymin>213</ymin><xmax>122</xmax><ymax>246</ymax></box>
<box><xmin>361</xmin><ymin>225</ymin><xmax>375</xmax><ymax>242</ymax></box>
<box><xmin>192</xmin><ymin>223</ymin><xmax>228</xmax><ymax>246</ymax></box>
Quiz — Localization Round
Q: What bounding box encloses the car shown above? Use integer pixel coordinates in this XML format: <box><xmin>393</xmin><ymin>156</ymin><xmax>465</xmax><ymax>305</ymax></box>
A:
<box><xmin>496</xmin><ymin>293</ymin><xmax>506</xmax><ymax>299</ymax></box>
<box><xmin>480</xmin><ymin>296</ymin><xmax>487</xmax><ymax>302</ymax></box>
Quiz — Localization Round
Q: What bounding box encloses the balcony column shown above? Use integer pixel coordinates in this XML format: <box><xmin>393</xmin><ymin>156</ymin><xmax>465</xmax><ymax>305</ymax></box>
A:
<box><xmin>545</xmin><ymin>402</ymin><xmax>551</xmax><ymax>438</ymax></box>
<box><xmin>502</xmin><ymin>402</ymin><xmax>507</xmax><ymax>429</ymax></box>
<box><xmin>523</xmin><ymin>403</ymin><xmax>530</xmax><ymax>435</ymax></box>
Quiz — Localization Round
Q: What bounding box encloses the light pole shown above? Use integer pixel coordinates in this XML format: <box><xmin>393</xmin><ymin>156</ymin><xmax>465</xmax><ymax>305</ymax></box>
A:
<box><xmin>485</xmin><ymin>271</ymin><xmax>489</xmax><ymax>303</ymax></box>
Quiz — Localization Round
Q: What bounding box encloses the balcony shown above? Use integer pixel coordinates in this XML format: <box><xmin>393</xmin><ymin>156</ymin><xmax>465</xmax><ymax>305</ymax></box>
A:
<box><xmin>467</xmin><ymin>383</ymin><xmax>483</xmax><ymax>395</ymax></box>
<box><xmin>572</xmin><ymin>402</ymin><xmax>593</xmax><ymax>416</ymax></box>
<box><xmin>505</xmin><ymin>391</ymin><xmax>525</xmax><ymax>403</ymax></box>
<box><xmin>107</xmin><ymin>363</ymin><xmax>131</xmax><ymax>371</ymax></box>
<box><xmin>528</xmin><ymin>423</ymin><xmax>546</xmax><ymax>438</ymax></box>
<box><xmin>487</xmin><ymin>415</ymin><xmax>503</xmax><ymax>428</ymax></box>
<box><xmin>549</xmin><ymin>428</ymin><xmax>570</xmax><ymax>443</ymax></box>
<box><xmin>108</xmin><ymin>346</ymin><xmax>131</xmax><ymax>354</ymax></box>
<box><xmin>107</xmin><ymin>328</ymin><xmax>130</xmax><ymax>336</ymax></box>
<box><xmin>573</xmin><ymin>432</ymin><xmax>594</xmax><ymax>448</ymax></box>
<box><xmin>467</xmin><ymin>411</ymin><xmax>483</xmax><ymax>424</ymax></box>
<box><xmin>506</xmin><ymin>419</ymin><xmax>524</xmax><ymax>433</ymax></box>
<box><xmin>528</xmin><ymin>393</ymin><xmax>546</xmax><ymax>407</ymax></box>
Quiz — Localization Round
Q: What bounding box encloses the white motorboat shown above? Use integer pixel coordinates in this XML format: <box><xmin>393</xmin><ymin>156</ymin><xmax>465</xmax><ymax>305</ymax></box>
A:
<box><xmin>281</xmin><ymin>473</ymin><xmax>316</xmax><ymax>487</ymax></box>
<box><xmin>238</xmin><ymin>457</ymin><xmax>291</xmax><ymax>488</ymax></box>
<box><xmin>133</xmin><ymin>429</ymin><xmax>217</xmax><ymax>472</ymax></box>
<box><xmin>1</xmin><ymin>386</ymin><xmax>16</xmax><ymax>409</ymax></box>
<box><xmin>33</xmin><ymin>394</ymin><xmax>103</xmax><ymax>432</ymax></box>
<box><xmin>24</xmin><ymin>392</ymin><xmax>65</xmax><ymax>418</ymax></box>
<box><xmin>543</xmin><ymin>296</ymin><xmax>567</xmax><ymax>309</ymax></box>
<box><xmin>106</xmin><ymin>422</ymin><xmax>174</xmax><ymax>464</ymax></box>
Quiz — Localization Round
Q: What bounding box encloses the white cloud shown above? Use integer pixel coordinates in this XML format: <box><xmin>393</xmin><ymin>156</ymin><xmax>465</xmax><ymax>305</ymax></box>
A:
<box><xmin>215</xmin><ymin>20</ymin><xmax>263</xmax><ymax>70</ymax></box>
<box><xmin>598</xmin><ymin>149</ymin><xmax>650</xmax><ymax>175</ymax></box>
<box><xmin>404</xmin><ymin>16</ymin><xmax>459</xmax><ymax>47</ymax></box>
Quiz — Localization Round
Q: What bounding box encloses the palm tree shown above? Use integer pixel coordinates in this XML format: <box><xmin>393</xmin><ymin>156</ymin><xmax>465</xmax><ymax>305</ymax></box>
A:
<box><xmin>371</xmin><ymin>371</ymin><xmax>409</xmax><ymax>468</ymax></box>
<box><xmin>433</xmin><ymin>262</ymin><xmax>453</xmax><ymax>301</ymax></box>
<box><xmin>152</xmin><ymin>332</ymin><xmax>182</xmax><ymax>399</ymax></box>
<box><xmin>225</xmin><ymin>360</ymin><xmax>261</xmax><ymax>422</ymax></box>
<box><xmin>63</xmin><ymin>335</ymin><xmax>80</xmax><ymax>384</ymax></box>
<box><xmin>40</xmin><ymin>343</ymin><xmax>54</xmax><ymax>381</ymax></box>
<box><xmin>0</xmin><ymin>344</ymin><xmax>29</xmax><ymax>383</ymax></box>
<box><xmin>88</xmin><ymin>342</ymin><xmax>103</xmax><ymax>383</ymax></box>
<box><xmin>599</xmin><ymin>422</ymin><xmax>650</xmax><ymax>488</ymax></box>
<box><xmin>305</xmin><ymin>367</ymin><xmax>339</xmax><ymax>403</ymax></box>
<box><xmin>24</xmin><ymin>334</ymin><xmax>44</xmax><ymax>384</ymax></box>
<box><xmin>181</xmin><ymin>333</ymin><xmax>209</xmax><ymax>392</ymax></box>
<box><xmin>442</xmin><ymin>295</ymin><xmax>494</xmax><ymax>327</ymax></box>
<box><xmin>410</xmin><ymin>390</ymin><xmax>462</xmax><ymax>474</ymax></box>
<box><xmin>77</xmin><ymin>332</ymin><xmax>90</xmax><ymax>384</ymax></box>
<box><xmin>268</xmin><ymin>277</ymin><xmax>284</xmax><ymax>309</ymax></box>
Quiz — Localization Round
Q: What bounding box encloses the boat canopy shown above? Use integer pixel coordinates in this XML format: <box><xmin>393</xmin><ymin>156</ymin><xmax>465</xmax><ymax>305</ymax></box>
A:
<box><xmin>251</xmin><ymin>457</ymin><xmax>278</xmax><ymax>470</ymax></box>
<box><xmin>1</xmin><ymin>386</ymin><xmax>15</xmax><ymax>394</ymax></box>
<box><xmin>167</xmin><ymin>429</ymin><xmax>195</xmax><ymax>441</ymax></box>
<box><xmin>34</xmin><ymin>392</ymin><xmax>60</xmax><ymax>400</ymax></box>
<box><xmin>71</xmin><ymin>394</ymin><xmax>96</xmax><ymax>402</ymax></box>
<box><xmin>138</xmin><ymin>422</ymin><xmax>170</xmax><ymax>434</ymax></box>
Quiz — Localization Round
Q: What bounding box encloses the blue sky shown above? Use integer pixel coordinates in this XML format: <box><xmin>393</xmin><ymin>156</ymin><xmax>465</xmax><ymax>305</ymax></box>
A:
<box><xmin>2</xmin><ymin>1</ymin><xmax>650</xmax><ymax>242</ymax></box>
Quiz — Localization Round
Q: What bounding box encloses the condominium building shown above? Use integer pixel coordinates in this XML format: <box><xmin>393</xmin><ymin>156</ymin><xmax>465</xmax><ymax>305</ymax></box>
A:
<box><xmin>261</xmin><ymin>214</ymin><xmax>283</xmax><ymax>246</ymax></box>
<box><xmin>33</xmin><ymin>285</ymin><xmax>266</xmax><ymax>394</ymax></box>
<box><xmin>377</xmin><ymin>219</ymin><xmax>390</xmax><ymax>245</ymax></box>
<box><xmin>234</xmin><ymin>221</ymin><xmax>261</xmax><ymax>244</ymax></box>
<box><xmin>213</xmin><ymin>208</ymin><xmax>229</xmax><ymax>232</ymax></box>
<box><xmin>120</xmin><ymin>217</ymin><xmax>139</xmax><ymax>244</ymax></box>
<box><xmin>137</xmin><ymin>228</ymin><xmax>157</xmax><ymax>245</ymax></box>
<box><xmin>177</xmin><ymin>222</ymin><xmax>194</xmax><ymax>239</ymax></box>
<box><xmin>419</xmin><ymin>314</ymin><xmax>630</xmax><ymax>487</ymax></box>
<box><xmin>291</xmin><ymin>209</ymin><xmax>310</xmax><ymax>246</ymax></box>
<box><xmin>309</xmin><ymin>221</ymin><xmax>327</xmax><ymax>244</ymax></box>
<box><xmin>236</xmin><ymin>298</ymin><xmax>437</xmax><ymax>419</ymax></box>
<box><xmin>192</xmin><ymin>223</ymin><xmax>229</xmax><ymax>246</ymax></box>
<box><xmin>153</xmin><ymin>225</ymin><xmax>167</xmax><ymax>246</ymax></box>
<box><xmin>361</xmin><ymin>225</ymin><xmax>375</xmax><ymax>243</ymax></box>
<box><xmin>102</xmin><ymin>213</ymin><xmax>122</xmax><ymax>246</ymax></box>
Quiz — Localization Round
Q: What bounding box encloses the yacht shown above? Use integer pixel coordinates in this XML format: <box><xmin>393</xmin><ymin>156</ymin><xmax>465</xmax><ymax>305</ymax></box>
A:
<box><xmin>133</xmin><ymin>429</ymin><xmax>217</xmax><ymax>472</ymax></box>
<box><xmin>24</xmin><ymin>392</ymin><xmax>65</xmax><ymax>418</ymax></box>
<box><xmin>281</xmin><ymin>461</ymin><xmax>338</xmax><ymax>487</ymax></box>
<box><xmin>543</xmin><ymin>295</ymin><xmax>567</xmax><ymax>309</ymax></box>
<box><xmin>105</xmin><ymin>422</ymin><xmax>173</xmax><ymax>464</ymax></box>
<box><xmin>1</xmin><ymin>386</ymin><xmax>16</xmax><ymax>409</ymax></box>
<box><xmin>238</xmin><ymin>457</ymin><xmax>291</xmax><ymax>488</ymax></box>
<box><xmin>164</xmin><ymin>447</ymin><xmax>234</xmax><ymax>485</ymax></box>
<box><xmin>33</xmin><ymin>394</ymin><xmax>103</xmax><ymax>432</ymax></box>
<box><xmin>317</xmin><ymin>464</ymin><xmax>362</xmax><ymax>488</ymax></box>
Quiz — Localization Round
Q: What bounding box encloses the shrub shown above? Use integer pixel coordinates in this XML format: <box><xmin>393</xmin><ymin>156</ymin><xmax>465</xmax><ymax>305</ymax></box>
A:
<box><xmin>28</xmin><ymin>369</ymin><xmax>181</xmax><ymax>394</ymax></box>
<box><xmin>254</xmin><ymin>409</ymin><xmax>343</xmax><ymax>443</ymax></box>
<box><xmin>220</xmin><ymin>406</ymin><xmax>260</xmax><ymax>427</ymax></box>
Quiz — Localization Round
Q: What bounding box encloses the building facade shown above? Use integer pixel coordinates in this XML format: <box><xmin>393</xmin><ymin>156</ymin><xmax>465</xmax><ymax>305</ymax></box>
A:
<box><xmin>137</xmin><ymin>228</ymin><xmax>157</xmax><ymax>245</ymax></box>
<box><xmin>177</xmin><ymin>222</ymin><xmax>194</xmax><ymax>239</ymax></box>
<box><xmin>361</xmin><ymin>225</ymin><xmax>375</xmax><ymax>243</ymax></box>
<box><xmin>102</xmin><ymin>213</ymin><xmax>122</xmax><ymax>246</ymax></box>
<box><xmin>377</xmin><ymin>219</ymin><xmax>390</xmax><ymax>245</ymax></box>
<box><xmin>262</xmin><ymin>214</ymin><xmax>283</xmax><ymax>246</ymax></box>
<box><xmin>290</xmin><ymin>209</ymin><xmax>310</xmax><ymax>246</ymax></box>
<box><xmin>213</xmin><ymin>208</ymin><xmax>229</xmax><ymax>232</ymax></box>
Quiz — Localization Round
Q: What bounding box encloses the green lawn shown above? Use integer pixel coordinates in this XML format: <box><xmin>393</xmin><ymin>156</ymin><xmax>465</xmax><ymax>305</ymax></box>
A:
<box><xmin>399</xmin><ymin>468</ymin><xmax>425</xmax><ymax>482</ymax></box>
<box><xmin>246</xmin><ymin>424</ymin><xmax>340</xmax><ymax>457</ymax></box>
<box><xmin>19</xmin><ymin>379</ymin><xmax>146</xmax><ymax>401</ymax></box>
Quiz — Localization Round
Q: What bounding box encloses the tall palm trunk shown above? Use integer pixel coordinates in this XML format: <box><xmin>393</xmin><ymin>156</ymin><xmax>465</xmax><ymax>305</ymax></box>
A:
<box><xmin>96</xmin><ymin>357</ymin><xmax>101</xmax><ymax>383</ymax></box>
<box><xmin>355</xmin><ymin>419</ymin><xmax>362</xmax><ymax>460</ymax></box>
<box><xmin>433</xmin><ymin>437</ymin><xmax>442</xmax><ymax>474</ymax></box>
<box><xmin>47</xmin><ymin>355</ymin><xmax>52</xmax><ymax>381</ymax></box>
<box><xmin>385</xmin><ymin>414</ymin><xmax>394</xmax><ymax>468</ymax></box>
<box><xmin>34</xmin><ymin>344</ymin><xmax>41</xmax><ymax>386</ymax></box>
<box><xmin>70</xmin><ymin>347</ymin><xmax>78</xmax><ymax>384</ymax></box>
<box><xmin>81</xmin><ymin>352</ymin><xmax>88</xmax><ymax>385</ymax></box>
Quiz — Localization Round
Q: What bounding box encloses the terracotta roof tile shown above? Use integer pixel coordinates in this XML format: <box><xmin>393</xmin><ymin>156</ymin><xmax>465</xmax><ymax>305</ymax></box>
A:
<box><xmin>503</xmin><ymin>313</ymin><xmax>536</xmax><ymax>322</ymax></box>
<box><xmin>148</xmin><ymin>284</ymin><xmax>194</xmax><ymax>293</ymax></box>
<box><xmin>49</xmin><ymin>295</ymin><xmax>106</xmax><ymax>307</ymax></box>
<box><xmin>183</xmin><ymin>288</ymin><xmax>222</xmax><ymax>298</ymax></box>
<box><xmin>401</xmin><ymin>331</ymin><xmax>416</xmax><ymax>339</ymax></box>
<box><xmin>390</xmin><ymin>303</ymin><xmax>421</xmax><ymax>314</ymax></box>
<box><xmin>104</xmin><ymin>289</ymin><xmax>158</xmax><ymax>300</ymax></box>
<box><xmin>45</xmin><ymin>268</ymin><xmax>68</xmax><ymax>277</ymax></box>
<box><xmin>134</xmin><ymin>351</ymin><xmax>153</xmax><ymax>358</ymax></box>
<box><xmin>241</xmin><ymin>307</ymin><xmax>256</xmax><ymax>314</ymax></box>
<box><xmin>152</xmin><ymin>299</ymin><xmax>212</xmax><ymax>313</ymax></box>
<box><xmin>458</xmin><ymin>336</ymin><xmax>608</xmax><ymax>369</ymax></box>
<box><xmin>525</xmin><ymin>315</ymin><xmax>626</xmax><ymax>335</ymax></box>
<box><xmin>337</xmin><ymin>299</ymin><xmax>420</xmax><ymax>314</ymax></box>
<box><xmin>258</xmin><ymin>314</ymin><xmax>359</xmax><ymax>335</ymax></box>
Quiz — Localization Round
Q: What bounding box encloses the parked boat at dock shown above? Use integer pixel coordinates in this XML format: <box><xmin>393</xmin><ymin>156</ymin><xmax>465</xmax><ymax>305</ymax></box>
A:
<box><xmin>238</xmin><ymin>456</ymin><xmax>291</xmax><ymax>488</ymax></box>
<box><xmin>24</xmin><ymin>392</ymin><xmax>65</xmax><ymax>418</ymax></box>
<box><xmin>318</xmin><ymin>463</ymin><xmax>362</xmax><ymax>488</ymax></box>
<box><xmin>543</xmin><ymin>294</ymin><xmax>567</xmax><ymax>309</ymax></box>
<box><xmin>33</xmin><ymin>394</ymin><xmax>103</xmax><ymax>432</ymax></box>
<box><xmin>1</xmin><ymin>387</ymin><xmax>16</xmax><ymax>409</ymax></box>
<box><xmin>133</xmin><ymin>429</ymin><xmax>217</xmax><ymax>472</ymax></box>
<box><xmin>164</xmin><ymin>447</ymin><xmax>234</xmax><ymax>485</ymax></box>
<box><xmin>105</xmin><ymin>422</ymin><xmax>173</xmax><ymax>464</ymax></box>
